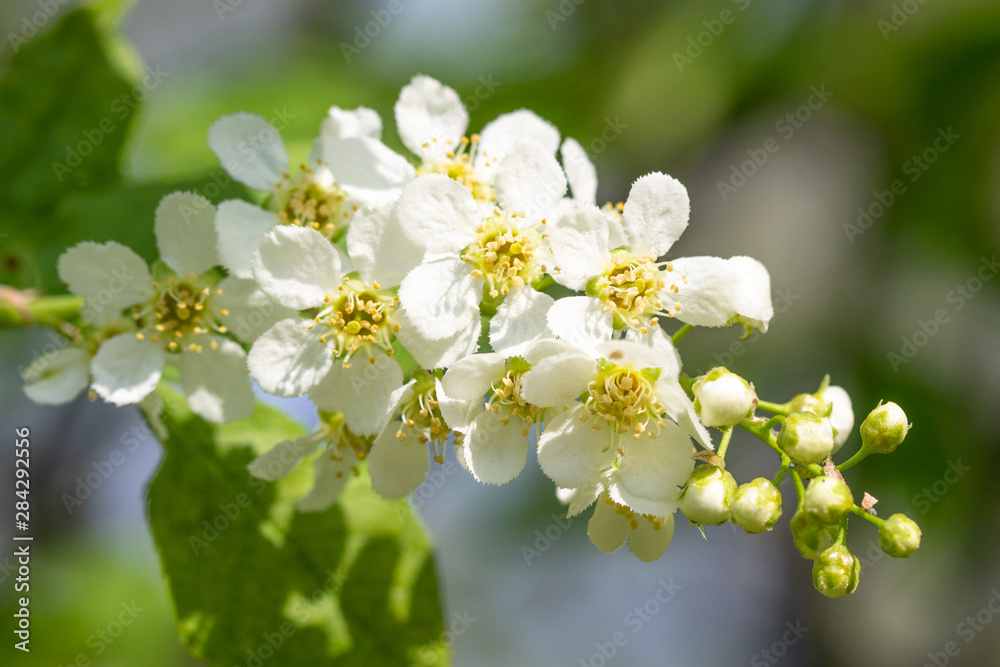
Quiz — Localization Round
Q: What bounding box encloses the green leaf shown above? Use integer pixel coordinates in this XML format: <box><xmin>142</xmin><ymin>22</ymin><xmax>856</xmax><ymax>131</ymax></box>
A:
<box><xmin>146</xmin><ymin>386</ymin><xmax>450</xmax><ymax>666</ymax></box>
<box><xmin>0</xmin><ymin>7</ymin><xmax>139</xmax><ymax>290</ymax></box>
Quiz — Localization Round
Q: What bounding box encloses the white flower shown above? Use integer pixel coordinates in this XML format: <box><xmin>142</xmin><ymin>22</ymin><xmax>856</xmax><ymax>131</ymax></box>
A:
<box><xmin>209</xmin><ymin>108</ymin><xmax>413</xmax><ymax>279</ymax></box>
<box><xmin>394</xmin><ymin>75</ymin><xmax>561</xmax><ymax>201</ymax></box>
<box><xmin>61</xmin><ymin>193</ymin><xmax>278</xmax><ymax>422</ymax></box>
<box><xmin>248</xmin><ymin>411</ymin><xmax>366</xmax><ymax>512</ymax></box>
<box><xmin>395</xmin><ymin>138</ymin><xmax>567</xmax><ymax>342</ymax></box>
<box><xmin>367</xmin><ymin>372</ymin><xmax>472</xmax><ymax>499</ymax></box>
<box><xmin>247</xmin><ymin>224</ymin><xmax>406</xmax><ymax>433</ymax></box>
<box><xmin>539</xmin><ymin>300</ymin><xmax>713</xmax><ymax>450</ymax></box>
<box><xmin>440</xmin><ymin>327</ymin><xmax>558</xmax><ymax>486</ymax></box>
<box><xmin>521</xmin><ymin>338</ymin><xmax>698</xmax><ymax>514</ymax></box>
<box><xmin>546</xmin><ymin>172</ymin><xmax>774</xmax><ymax>335</ymax></box>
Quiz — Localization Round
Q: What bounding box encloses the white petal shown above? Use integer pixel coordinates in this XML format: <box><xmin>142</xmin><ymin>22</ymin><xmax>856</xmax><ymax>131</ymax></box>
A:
<box><xmin>323</xmin><ymin>136</ymin><xmax>415</xmax><ymax>205</ymax></box>
<box><xmin>368</xmin><ymin>424</ymin><xmax>430</xmax><ymax>499</ymax></box>
<box><xmin>394</xmin><ymin>307</ymin><xmax>482</xmax><ymax>370</ymax></box>
<box><xmin>520</xmin><ymin>350</ymin><xmax>595</xmax><ymax>407</ymax></box>
<box><xmin>561</xmin><ymin>138</ymin><xmax>597</xmax><ymax>205</ymax></box>
<box><xmin>252</xmin><ymin>225</ymin><xmax>342</xmax><ymax>309</ymax></box>
<box><xmin>398</xmin><ymin>257</ymin><xmax>479</xmax><ymax>340</ymax></box>
<box><xmin>562</xmin><ymin>477</ymin><xmax>604</xmax><ymax>517</ymax></box>
<box><xmin>657</xmin><ymin>379</ymin><xmax>714</xmax><ymax>450</ymax></box>
<box><xmin>211</xmin><ymin>276</ymin><xmax>296</xmax><ymax>343</ymax></box>
<box><xmin>247</xmin><ymin>318</ymin><xmax>334</xmax><ymax>397</ymax></box>
<box><xmin>298</xmin><ymin>448</ymin><xmax>357</xmax><ymax>512</ymax></box>
<box><xmin>394</xmin><ymin>75</ymin><xmax>468</xmax><ymax>159</ymax></box>
<box><xmin>628</xmin><ymin>514</ymin><xmax>674</xmax><ymax>563</ymax></box>
<box><xmin>546</xmin><ymin>201</ymin><xmax>609</xmax><ymax>290</ymax></box>
<box><xmin>394</xmin><ymin>174</ymin><xmax>480</xmax><ymax>255</ymax></box>
<box><xmin>522</xmin><ymin>338</ymin><xmax>583</xmax><ymax>365</ymax></box>
<box><xmin>587</xmin><ymin>496</ymin><xmax>628</xmax><ymax>553</ymax></box>
<box><xmin>91</xmin><ymin>334</ymin><xmax>165</xmax><ymax>406</ymax></box>
<box><xmin>436</xmin><ymin>377</ymin><xmax>476</xmax><ymax>434</ymax></box>
<box><xmin>489</xmin><ymin>288</ymin><xmax>555</xmax><ymax>357</ymax></box>
<box><xmin>464</xmin><ymin>411</ymin><xmax>529</xmax><ymax>485</ymax></box>
<box><xmin>179</xmin><ymin>336</ymin><xmax>255</xmax><ymax>423</ymax></box>
<box><xmin>476</xmin><ymin>109</ymin><xmax>560</xmax><ymax>171</ymax></box>
<box><xmin>617</xmin><ymin>420</ymin><xmax>694</xmax><ymax>501</ymax></box>
<box><xmin>154</xmin><ymin>192</ymin><xmax>219</xmax><ymax>275</ymax></box>
<box><xmin>310</xmin><ymin>350</ymin><xmax>403</xmax><ymax>436</ymax></box>
<box><xmin>57</xmin><ymin>242</ymin><xmax>151</xmax><ymax>319</ymax></box>
<box><xmin>621</xmin><ymin>172</ymin><xmax>690</xmax><ymax>257</ymax></box>
<box><xmin>670</xmin><ymin>256</ymin><xmax>774</xmax><ymax>332</ymax></box>
<box><xmin>346</xmin><ymin>203</ymin><xmax>423</xmax><ymax>287</ymax></box>
<box><xmin>208</xmin><ymin>112</ymin><xmax>288</xmax><ymax>192</ymax></box>
<box><xmin>546</xmin><ymin>296</ymin><xmax>612</xmax><ymax>355</ymax></box>
<box><xmin>375</xmin><ymin>379</ymin><xmax>416</xmax><ymax>439</ymax></box>
<box><xmin>494</xmin><ymin>139</ymin><xmax>567</xmax><ymax>220</ymax></box>
<box><xmin>441</xmin><ymin>353</ymin><xmax>505</xmax><ymax>402</ymax></box>
<box><xmin>608</xmin><ymin>478</ymin><xmax>680</xmax><ymax>517</ymax></box>
<box><xmin>215</xmin><ymin>200</ymin><xmax>279</xmax><ymax>279</ymax></box>
<box><xmin>536</xmin><ymin>406</ymin><xmax>615</xmax><ymax>489</ymax></box>
<box><xmin>320</xmin><ymin>105</ymin><xmax>382</xmax><ymax>142</ymax></box>
<box><xmin>594</xmin><ymin>339</ymin><xmax>677</xmax><ymax>376</ymax></box>
<box><xmin>247</xmin><ymin>434</ymin><xmax>320</xmax><ymax>481</ymax></box>
<box><xmin>22</xmin><ymin>346</ymin><xmax>90</xmax><ymax>405</ymax></box>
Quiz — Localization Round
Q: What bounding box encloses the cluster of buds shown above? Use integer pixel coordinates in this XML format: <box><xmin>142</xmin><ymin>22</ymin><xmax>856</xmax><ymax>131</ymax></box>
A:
<box><xmin>672</xmin><ymin>371</ymin><xmax>921</xmax><ymax>597</ymax></box>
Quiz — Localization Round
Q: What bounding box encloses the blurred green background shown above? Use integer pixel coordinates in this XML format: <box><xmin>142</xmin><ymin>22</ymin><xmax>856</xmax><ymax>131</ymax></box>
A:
<box><xmin>1</xmin><ymin>0</ymin><xmax>999</xmax><ymax>665</ymax></box>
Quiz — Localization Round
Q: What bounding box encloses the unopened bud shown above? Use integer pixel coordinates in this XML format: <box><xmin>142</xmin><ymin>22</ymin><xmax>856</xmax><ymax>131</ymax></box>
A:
<box><xmin>818</xmin><ymin>385</ymin><xmax>854</xmax><ymax>456</ymax></box>
<box><xmin>788</xmin><ymin>392</ymin><xmax>828</xmax><ymax>417</ymax></box>
<box><xmin>802</xmin><ymin>476</ymin><xmax>853</xmax><ymax>525</ymax></box>
<box><xmin>693</xmin><ymin>368</ymin><xmax>756</xmax><ymax>428</ymax></box>
<box><xmin>731</xmin><ymin>478</ymin><xmax>782</xmax><ymax>533</ymax></box>
<box><xmin>778</xmin><ymin>413</ymin><xmax>835</xmax><ymax>465</ymax></box>
<box><xmin>878</xmin><ymin>513</ymin><xmax>921</xmax><ymax>558</ymax></box>
<box><xmin>812</xmin><ymin>544</ymin><xmax>861</xmax><ymax>598</ymax></box>
<box><xmin>860</xmin><ymin>401</ymin><xmax>910</xmax><ymax>454</ymax></box>
<box><xmin>680</xmin><ymin>466</ymin><xmax>737</xmax><ymax>526</ymax></box>
<box><xmin>790</xmin><ymin>510</ymin><xmax>838</xmax><ymax>560</ymax></box>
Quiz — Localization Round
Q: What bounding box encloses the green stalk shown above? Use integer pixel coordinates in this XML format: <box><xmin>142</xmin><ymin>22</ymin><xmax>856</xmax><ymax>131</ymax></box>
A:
<box><xmin>671</xmin><ymin>323</ymin><xmax>695</xmax><ymax>345</ymax></box>
<box><xmin>0</xmin><ymin>294</ymin><xmax>82</xmax><ymax>329</ymax></box>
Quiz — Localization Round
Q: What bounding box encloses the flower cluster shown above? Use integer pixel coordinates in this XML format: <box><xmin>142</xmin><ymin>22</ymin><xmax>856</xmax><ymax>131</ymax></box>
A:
<box><xmin>23</xmin><ymin>75</ymin><xmax>919</xmax><ymax>595</ymax></box>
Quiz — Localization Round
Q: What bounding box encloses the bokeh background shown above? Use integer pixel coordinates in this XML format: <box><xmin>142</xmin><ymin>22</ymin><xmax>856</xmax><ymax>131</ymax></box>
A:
<box><xmin>2</xmin><ymin>0</ymin><xmax>1000</xmax><ymax>665</ymax></box>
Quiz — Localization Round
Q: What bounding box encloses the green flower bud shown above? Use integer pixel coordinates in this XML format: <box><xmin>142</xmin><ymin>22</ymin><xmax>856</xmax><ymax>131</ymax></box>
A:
<box><xmin>860</xmin><ymin>401</ymin><xmax>910</xmax><ymax>454</ymax></box>
<box><xmin>802</xmin><ymin>476</ymin><xmax>854</xmax><ymax>525</ymax></box>
<box><xmin>787</xmin><ymin>392</ymin><xmax>828</xmax><ymax>417</ymax></box>
<box><xmin>789</xmin><ymin>510</ymin><xmax>838</xmax><ymax>559</ymax></box>
<box><xmin>731</xmin><ymin>477</ymin><xmax>783</xmax><ymax>533</ymax></box>
<box><xmin>778</xmin><ymin>412</ymin><xmax>835</xmax><ymax>465</ymax></box>
<box><xmin>812</xmin><ymin>544</ymin><xmax>861</xmax><ymax>598</ymax></box>
<box><xmin>693</xmin><ymin>367</ymin><xmax>756</xmax><ymax>428</ymax></box>
<box><xmin>878</xmin><ymin>513</ymin><xmax>922</xmax><ymax>558</ymax></box>
<box><xmin>680</xmin><ymin>466</ymin><xmax>738</xmax><ymax>526</ymax></box>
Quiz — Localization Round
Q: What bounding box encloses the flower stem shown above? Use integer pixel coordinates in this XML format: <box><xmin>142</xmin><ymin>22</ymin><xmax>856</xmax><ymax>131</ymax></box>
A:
<box><xmin>791</xmin><ymin>469</ymin><xmax>806</xmax><ymax>507</ymax></box>
<box><xmin>850</xmin><ymin>505</ymin><xmax>884</xmax><ymax>528</ymax></box>
<box><xmin>671</xmin><ymin>324</ymin><xmax>695</xmax><ymax>345</ymax></box>
<box><xmin>717</xmin><ymin>426</ymin><xmax>734</xmax><ymax>460</ymax></box>
<box><xmin>772</xmin><ymin>454</ymin><xmax>790</xmax><ymax>486</ymax></box>
<box><xmin>0</xmin><ymin>292</ymin><xmax>82</xmax><ymax>329</ymax></box>
<box><xmin>756</xmin><ymin>399</ymin><xmax>791</xmax><ymax>415</ymax></box>
<box><xmin>836</xmin><ymin>446</ymin><xmax>871</xmax><ymax>472</ymax></box>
